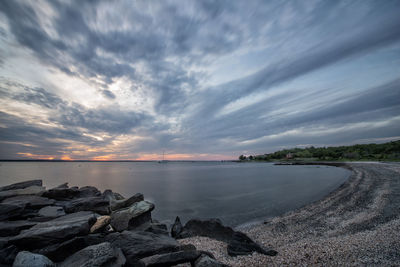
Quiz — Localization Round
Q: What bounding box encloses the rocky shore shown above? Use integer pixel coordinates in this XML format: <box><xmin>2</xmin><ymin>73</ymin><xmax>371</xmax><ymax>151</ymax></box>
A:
<box><xmin>0</xmin><ymin>178</ymin><xmax>275</xmax><ymax>266</ymax></box>
<box><xmin>1</xmin><ymin>162</ymin><xmax>398</xmax><ymax>266</ymax></box>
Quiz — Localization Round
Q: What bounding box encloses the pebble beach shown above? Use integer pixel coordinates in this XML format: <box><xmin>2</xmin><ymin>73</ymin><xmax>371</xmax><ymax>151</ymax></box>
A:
<box><xmin>179</xmin><ymin>163</ymin><xmax>400</xmax><ymax>266</ymax></box>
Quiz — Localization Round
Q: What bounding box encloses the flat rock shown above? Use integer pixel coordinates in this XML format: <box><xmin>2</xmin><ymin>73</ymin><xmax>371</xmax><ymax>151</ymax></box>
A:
<box><xmin>194</xmin><ymin>254</ymin><xmax>229</xmax><ymax>267</ymax></box>
<box><xmin>171</xmin><ymin>216</ymin><xmax>183</xmax><ymax>238</ymax></box>
<box><xmin>34</xmin><ymin>236</ymin><xmax>89</xmax><ymax>262</ymax></box>
<box><xmin>140</xmin><ymin>250</ymin><xmax>202</xmax><ymax>267</ymax></box>
<box><xmin>2</xmin><ymin>195</ymin><xmax>55</xmax><ymax>209</ymax></box>
<box><xmin>0</xmin><ymin>220</ymin><xmax>37</xmax><ymax>237</ymax></box>
<box><xmin>103</xmin><ymin>190</ymin><xmax>125</xmax><ymax>202</ymax></box>
<box><xmin>0</xmin><ymin>203</ymin><xmax>25</xmax><ymax>220</ymax></box>
<box><xmin>38</xmin><ymin>206</ymin><xmax>66</xmax><ymax>218</ymax></box>
<box><xmin>76</xmin><ymin>186</ymin><xmax>101</xmax><ymax>198</ymax></box>
<box><xmin>0</xmin><ymin>180</ymin><xmax>42</xmax><ymax>192</ymax></box>
<box><xmin>110</xmin><ymin>200</ymin><xmax>154</xmax><ymax>231</ymax></box>
<box><xmin>59</xmin><ymin>242</ymin><xmax>125</xmax><ymax>267</ymax></box>
<box><xmin>177</xmin><ymin>219</ymin><xmax>235</xmax><ymax>242</ymax></box>
<box><xmin>90</xmin><ymin>215</ymin><xmax>111</xmax><ymax>233</ymax></box>
<box><xmin>60</xmin><ymin>196</ymin><xmax>110</xmax><ymax>215</ymax></box>
<box><xmin>111</xmin><ymin>193</ymin><xmax>144</xmax><ymax>211</ymax></box>
<box><xmin>12</xmin><ymin>251</ymin><xmax>54</xmax><ymax>267</ymax></box>
<box><xmin>0</xmin><ymin>186</ymin><xmax>46</xmax><ymax>201</ymax></box>
<box><xmin>227</xmin><ymin>231</ymin><xmax>277</xmax><ymax>257</ymax></box>
<box><xmin>9</xmin><ymin>211</ymin><xmax>97</xmax><ymax>249</ymax></box>
<box><xmin>105</xmin><ymin>231</ymin><xmax>179</xmax><ymax>265</ymax></box>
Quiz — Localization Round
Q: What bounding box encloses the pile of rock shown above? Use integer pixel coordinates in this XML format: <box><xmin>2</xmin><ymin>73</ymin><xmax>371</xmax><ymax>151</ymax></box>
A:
<box><xmin>0</xmin><ymin>180</ymin><xmax>228</xmax><ymax>266</ymax></box>
<box><xmin>0</xmin><ymin>179</ymin><xmax>276</xmax><ymax>266</ymax></box>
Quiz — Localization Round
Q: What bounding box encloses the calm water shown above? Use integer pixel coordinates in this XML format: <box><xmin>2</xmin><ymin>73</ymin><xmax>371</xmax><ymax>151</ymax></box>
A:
<box><xmin>0</xmin><ymin>161</ymin><xmax>350</xmax><ymax>227</ymax></box>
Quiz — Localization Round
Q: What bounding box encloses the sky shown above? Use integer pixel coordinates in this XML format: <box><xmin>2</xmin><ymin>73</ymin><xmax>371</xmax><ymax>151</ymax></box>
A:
<box><xmin>0</xmin><ymin>0</ymin><xmax>399</xmax><ymax>161</ymax></box>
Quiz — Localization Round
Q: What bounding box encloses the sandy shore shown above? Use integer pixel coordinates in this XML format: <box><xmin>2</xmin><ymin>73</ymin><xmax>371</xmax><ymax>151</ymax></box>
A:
<box><xmin>179</xmin><ymin>162</ymin><xmax>400</xmax><ymax>266</ymax></box>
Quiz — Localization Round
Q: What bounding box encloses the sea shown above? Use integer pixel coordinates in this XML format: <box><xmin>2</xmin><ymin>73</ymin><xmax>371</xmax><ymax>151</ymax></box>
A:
<box><xmin>0</xmin><ymin>161</ymin><xmax>350</xmax><ymax>227</ymax></box>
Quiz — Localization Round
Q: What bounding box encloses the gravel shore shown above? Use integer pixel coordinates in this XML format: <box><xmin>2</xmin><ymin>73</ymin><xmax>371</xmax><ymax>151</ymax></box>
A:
<box><xmin>179</xmin><ymin>163</ymin><xmax>400</xmax><ymax>266</ymax></box>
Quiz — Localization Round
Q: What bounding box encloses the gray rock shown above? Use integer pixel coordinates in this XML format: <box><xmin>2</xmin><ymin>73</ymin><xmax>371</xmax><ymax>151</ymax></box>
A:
<box><xmin>9</xmin><ymin>211</ymin><xmax>97</xmax><ymax>249</ymax></box>
<box><xmin>0</xmin><ymin>186</ymin><xmax>46</xmax><ymax>201</ymax></box>
<box><xmin>0</xmin><ymin>220</ymin><xmax>37</xmax><ymax>237</ymax></box>
<box><xmin>194</xmin><ymin>254</ymin><xmax>230</xmax><ymax>267</ymax></box>
<box><xmin>42</xmin><ymin>187</ymin><xmax>79</xmax><ymax>200</ymax></box>
<box><xmin>111</xmin><ymin>193</ymin><xmax>144</xmax><ymax>211</ymax></box>
<box><xmin>110</xmin><ymin>200</ymin><xmax>154</xmax><ymax>231</ymax></box>
<box><xmin>77</xmin><ymin>186</ymin><xmax>101</xmax><ymax>198</ymax></box>
<box><xmin>59</xmin><ymin>242</ymin><xmax>125</xmax><ymax>267</ymax></box>
<box><xmin>227</xmin><ymin>231</ymin><xmax>277</xmax><ymax>257</ymax></box>
<box><xmin>0</xmin><ymin>203</ymin><xmax>25</xmax><ymax>220</ymax></box>
<box><xmin>13</xmin><ymin>251</ymin><xmax>54</xmax><ymax>267</ymax></box>
<box><xmin>52</xmin><ymin>183</ymin><xmax>69</xmax><ymax>189</ymax></box>
<box><xmin>0</xmin><ymin>180</ymin><xmax>42</xmax><ymax>192</ymax></box>
<box><xmin>171</xmin><ymin>216</ymin><xmax>183</xmax><ymax>238</ymax></box>
<box><xmin>140</xmin><ymin>250</ymin><xmax>202</xmax><ymax>266</ymax></box>
<box><xmin>0</xmin><ymin>245</ymin><xmax>19</xmax><ymax>265</ymax></box>
<box><xmin>144</xmin><ymin>222</ymin><xmax>169</xmax><ymax>235</ymax></box>
<box><xmin>60</xmin><ymin>196</ymin><xmax>110</xmax><ymax>215</ymax></box>
<box><xmin>105</xmin><ymin>231</ymin><xmax>179</xmax><ymax>265</ymax></box>
<box><xmin>2</xmin><ymin>195</ymin><xmax>55</xmax><ymax>209</ymax></box>
<box><xmin>90</xmin><ymin>215</ymin><xmax>111</xmax><ymax>233</ymax></box>
<box><xmin>34</xmin><ymin>236</ymin><xmax>89</xmax><ymax>262</ymax></box>
<box><xmin>177</xmin><ymin>219</ymin><xmax>235</xmax><ymax>242</ymax></box>
<box><xmin>38</xmin><ymin>206</ymin><xmax>66</xmax><ymax>218</ymax></box>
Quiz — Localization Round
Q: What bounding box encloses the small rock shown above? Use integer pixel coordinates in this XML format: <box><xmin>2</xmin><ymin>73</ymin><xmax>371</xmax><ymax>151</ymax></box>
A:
<box><xmin>171</xmin><ymin>216</ymin><xmax>183</xmax><ymax>238</ymax></box>
<box><xmin>194</xmin><ymin>254</ymin><xmax>229</xmax><ymax>267</ymax></box>
<box><xmin>59</xmin><ymin>242</ymin><xmax>125</xmax><ymax>267</ymax></box>
<box><xmin>90</xmin><ymin>215</ymin><xmax>111</xmax><ymax>233</ymax></box>
<box><xmin>227</xmin><ymin>231</ymin><xmax>277</xmax><ymax>257</ymax></box>
<box><xmin>12</xmin><ymin>251</ymin><xmax>54</xmax><ymax>267</ymax></box>
<box><xmin>177</xmin><ymin>219</ymin><xmax>235</xmax><ymax>242</ymax></box>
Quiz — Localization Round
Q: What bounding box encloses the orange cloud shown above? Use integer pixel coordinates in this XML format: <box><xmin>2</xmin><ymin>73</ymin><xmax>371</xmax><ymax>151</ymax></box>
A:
<box><xmin>17</xmin><ymin>152</ymin><xmax>55</xmax><ymax>160</ymax></box>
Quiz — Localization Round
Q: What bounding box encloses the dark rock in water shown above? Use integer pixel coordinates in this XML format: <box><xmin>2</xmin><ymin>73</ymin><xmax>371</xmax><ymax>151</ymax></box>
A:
<box><xmin>38</xmin><ymin>206</ymin><xmax>66</xmax><ymax>218</ymax></box>
<box><xmin>9</xmin><ymin>211</ymin><xmax>97</xmax><ymax>249</ymax></box>
<box><xmin>59</xmin><ymin>242</ymin><xmax>125</xmax><ymax>267</ymax></box>
<box><xmin>111</xmin><ymin>193</ymin><xmax>144</xmax><ymax>211</ymax></box>
<box><xmin>13</xmin><ymin>251</ymin><xmax>55</xmax><ymax>267</ymax></box>
<box><xmin>0</xmin><ymin>203</ymin><xmax>25</xmax><ymax>220</ymax></box>
<box><xmin>0</xmin><ymin>245</ymin><xmax>19</xmax><ymax>265</ymax></box>
<box><xmin>0</xmin><ymin>180</ymin><xmax>42</xmax><ymax>192</ymax></box>
<box><xmin>227</xmin><ymin>231</ymin><xmax>277</xmax><ymax>257</ymax></box>
<box><xmin>42</xmin><ymin>187</ymin><xmax>80</xmax><ymax>200</ymax></box>
<box><xmin>105</xmin><ymin>231</ymin><xmax>179</xmax><ymax>265</ymax></box>
<box><xmin>34</xmin><ymin>236</ymin><xmax>89</xmax><ymax>262</ymax></box>
<box><xmin>0</xmin><ymin>186</ymin><xmax>46</xmax><ymax>201</ymax></box>
<box><xmin>110</xmin><ymin>200</ymin><xmax>154</xmax><ymax>231</ymax></box>
<box><xmin>76</xmin><ymin>186</ymin><xmax>101</xmax><ymax>198</ymax></box>
<box><xmin>60</xmin><ymin>196</ymin><xmax>110</xmax><ymax>215</ymax></box>
<box><xmin>194</xmin><ymin>254</ymin><xmax>229</xmax><ymax>267</ymax></box>
<box><xmin>0</xmin><ymin>220</ymin><xmax>37</xmax><ymax>237</ymax></box>
<box><xmin>140</xmin><ymin>250</ymin><xmax>202</xmax><ymax>266</ymax></box>
<box><xmin>177</xmin><ymin>219</ymin><xmax>235</xmax><ymax>242</ymax></box>
<box><xmin>2</xmin><ymin>195</ymin><xmax>55</xmax><ymax>209</ymax></box>
<box><xmin>89</xmin><ymin>215</ymin><xmax>111</xmax><ymax>234</ymax></box>
<box><xmin>171</xmin><ymin>216</ymin><xmax>183</xmax><ymax>238</ymax></box>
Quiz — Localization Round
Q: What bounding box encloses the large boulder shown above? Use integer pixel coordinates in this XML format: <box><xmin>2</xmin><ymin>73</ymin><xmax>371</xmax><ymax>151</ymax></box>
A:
<box><xmin>110</xmin><ymin>200</ymin><xmax>154</xmax><ymax>231</ymax></box>
<box><xmin>140</xmin><ymin>250</ymin><xmax>203</xmax><ymax>267</ymax></box>
<box><xmin>0</xmin><ymin>186</ymin><xmax>46</xmax><ymax>201</ymax></box>
<box><xmin>194</xmin><ymin>254</ymin><xmax>229</xmax><ymax>267</ymax></box>
<box><xmin>9</xmin><ymin>211</ymin><xmax>97</xmax><ymax>249</ymax></box>
<box><xmin>171</xmin><ymin>216</ymin><xmax>183</xmax><ymax>238</ymax></box>
<box><xmin>59</xmin><ymin>242</ymin><xmax>125</xmax><ymax>267</ymax></box>
<box><xmin>0</xmin><ymin>180</ymin><xmax>42</xmax><ymax>192</ymax></box>
<box><xmin>111</xmin><ymin>193</ymin><xmax>144</xmax><ymax>211</ymax></box>
<box><xmin>105</xmin><ymin>231</ymin><xmax>179</xmax><ymax>265</ymax></box>
<box><xmin>42</xmin><ymin>187</ymin><xmax>80</xmax><ymax>200</ymax></box>
<box><xmin>76</xmin><ymin>186</ymin><xmax>101</xmax><ymax>198</ymax></box>
<box><xmin>227</xmin><ymin>231</ymin><xmax>277</xmax><ymax>257</ymax></box>
<box><xmin>59</xmin><ymin>196</ymin><xmax>110</xmax><ymax>215</ymax></box>
<box><xmin>0</xmin><ymin>220</ymin><xmax>37</xmax><ymax>237</ymax></box>
<box><xmin>176</xmin><ymin>219</ymin><xmax>235</xmax><ymax>242</ymax></box>
<box><xmin>12</xmin><ymin>251</ymin><xmax>54</xmax><ymax>267</ymax></box>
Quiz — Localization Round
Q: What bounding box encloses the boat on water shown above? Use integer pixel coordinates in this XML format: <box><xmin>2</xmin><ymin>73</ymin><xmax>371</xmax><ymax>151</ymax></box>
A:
<box><xmin>158</xmin><ymin>151</ymin><xmax>168</xmax><ymax>163</ymax></box>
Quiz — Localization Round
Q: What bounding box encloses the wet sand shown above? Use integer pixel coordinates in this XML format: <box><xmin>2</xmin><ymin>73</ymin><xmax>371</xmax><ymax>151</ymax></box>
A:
<box><xmin>179</xmin><ymin>162</ymin><xmax>400</xmax><ymax>266</ymax></box>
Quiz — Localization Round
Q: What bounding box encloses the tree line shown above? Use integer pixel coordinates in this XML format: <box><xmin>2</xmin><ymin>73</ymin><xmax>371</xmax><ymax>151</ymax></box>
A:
<box><xmin>239</xmin><ymin>140</ymin><xmax>400</xmax><ymax>161</ymax></box>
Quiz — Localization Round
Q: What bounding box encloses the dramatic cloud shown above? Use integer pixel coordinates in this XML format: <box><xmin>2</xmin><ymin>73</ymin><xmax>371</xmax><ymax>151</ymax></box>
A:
<box><xmin>0</xmin><ymin>0</ymin><xmax>399</xmax><ymax>160</ymax></box>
